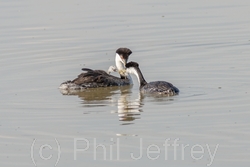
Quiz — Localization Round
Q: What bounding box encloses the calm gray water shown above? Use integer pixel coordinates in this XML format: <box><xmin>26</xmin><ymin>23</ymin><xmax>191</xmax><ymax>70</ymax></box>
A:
<box><xmin>1</xmin><ymin>0</ymin><xmax>250</xmax><ymax>166</ymax></box>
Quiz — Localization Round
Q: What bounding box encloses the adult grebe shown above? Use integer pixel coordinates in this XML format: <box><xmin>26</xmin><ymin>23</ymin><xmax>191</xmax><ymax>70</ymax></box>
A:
<box><xmin>59</xmin><ymin>48</ymin><xmax>133</xmax><ymax>90</ymax></box>
<box><xmin>125</xmin><ymin>62</ymin><xmax>179</xmax><ymax>95</ymax></box>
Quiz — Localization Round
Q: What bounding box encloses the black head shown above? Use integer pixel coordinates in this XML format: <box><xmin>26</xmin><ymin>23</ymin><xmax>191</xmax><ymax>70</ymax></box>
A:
<box><xmin>125</xmin><ymin>61</ymin><xmax>139</xmax><ymax>68</ymax></box>
<box><xmin>116</xmin><ymin>48</ymin><xmax>132</xmax><ymax>60</ymax></box>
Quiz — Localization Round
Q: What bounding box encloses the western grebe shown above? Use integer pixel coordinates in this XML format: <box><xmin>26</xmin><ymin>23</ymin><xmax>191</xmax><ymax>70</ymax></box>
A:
<box><xmin>59</xmin><ymin>48</ymin><xmax>133</xmax><ymax>90</ymax></box>
<box><xmin>125</xmin><ymin>62</ymin><xmax>179</xmax><ymax>95</ymax></box>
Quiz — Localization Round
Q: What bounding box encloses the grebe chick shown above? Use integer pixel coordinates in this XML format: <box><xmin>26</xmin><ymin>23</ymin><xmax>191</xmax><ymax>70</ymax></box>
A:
<box><xmin>59</xmin><ymin>48</ymin><xmax>133</xmax><ymax>90</ymax></box>
<box><xmin>107</xmin><ymin>66</ymin><xmax>117</xmax><ymax>74</ymax></box>
<box><xmin>125</xmin><ymin>62</ymin><xmax>179</xmax><ymax>95</ymax></box>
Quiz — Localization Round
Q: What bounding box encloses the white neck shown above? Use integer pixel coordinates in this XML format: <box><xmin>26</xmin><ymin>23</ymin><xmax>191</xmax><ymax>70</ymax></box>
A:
<box><xmin>127</xmin><ymin>74</ymin><xmax>133</xmax><ymax>85</ymax></box>
<box><xmin>126</xmin><ymin>67</ymin><xmax>140</xmax><ymax>85</ymax></box>
<box><xmin>115</xmin><ymin>53</ymin><xmax>133</xmax><ymax>84</ymax></box>
<box><xmin>115</xmin><ymin>53</ymin><xmax>125</xmax><ymax>71</ymax></box>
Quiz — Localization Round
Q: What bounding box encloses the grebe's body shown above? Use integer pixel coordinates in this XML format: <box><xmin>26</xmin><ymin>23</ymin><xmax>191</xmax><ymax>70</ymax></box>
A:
<box><xmin>59</xmin><ymin>48</ymin><xmax>133</xmax><ymax>90</ymax></box>
<box><xmin>125</xmin><ymin>62</ymin><xmax>179</xmax><ymax>95</ymax></box>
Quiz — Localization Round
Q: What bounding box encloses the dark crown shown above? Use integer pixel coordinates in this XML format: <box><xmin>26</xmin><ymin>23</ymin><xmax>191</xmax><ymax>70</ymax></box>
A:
<box><xmin>125</xmin><ymin>61</ymin><xmax>139</xmax><ymax>68</ymax></box>
<box><xmin>116</xmin><ymin>48</ymin><xmax>132</xmax><ymax>58</ymax></box>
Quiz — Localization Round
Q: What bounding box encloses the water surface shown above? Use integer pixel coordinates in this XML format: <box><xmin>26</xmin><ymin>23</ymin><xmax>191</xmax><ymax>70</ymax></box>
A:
<box><xmin>1</xmin><ymin>0</ymin><xmax>250</xmax><ymax>166</ymax></box>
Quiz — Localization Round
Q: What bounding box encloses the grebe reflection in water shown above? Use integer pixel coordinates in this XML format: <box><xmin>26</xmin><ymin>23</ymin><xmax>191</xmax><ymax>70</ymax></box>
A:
<box><xmin>59</xmin><ymin>85</ymin><xmax>143</xmax><ymax>123</ymax></box>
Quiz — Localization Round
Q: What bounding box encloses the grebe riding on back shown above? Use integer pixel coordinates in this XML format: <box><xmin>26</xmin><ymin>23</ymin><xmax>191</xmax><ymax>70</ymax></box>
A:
<box><xmin>59</xmin><ymin>48</ymin><xmax>133</xmax><ymax>90</ymax></box>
